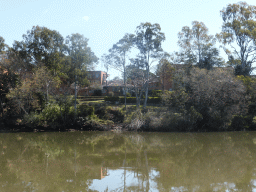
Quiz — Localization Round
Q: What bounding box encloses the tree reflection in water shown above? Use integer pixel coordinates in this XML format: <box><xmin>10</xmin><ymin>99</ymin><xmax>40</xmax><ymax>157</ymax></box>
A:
<box><xmin>0</xmin><ymin>132</ymin><xmax>256</xmax><ymax>191</ymax></box>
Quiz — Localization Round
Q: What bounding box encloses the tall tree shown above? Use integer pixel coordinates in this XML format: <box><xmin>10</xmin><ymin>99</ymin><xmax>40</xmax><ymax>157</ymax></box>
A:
<box><xmin>108</xmin><ymin>33</ymin><xmax>135</xmax><ymax>110</ymax></box>
<box><xmin>0</xmin><ymin>36</ymin><xmax>6</xmax><ymax>53</ymax></box>
<box><xmin>65</xmin><ymin>33</ymin><xmax>98</xmax><ymax>118</ymax></box>
<box><xmin>135</xmin><ymin>22</ymin><xmax>165</xmax><ymax>109</ymax></box>
<box><xmin>127</xmin><ymin>56</ymin><xmax>147</xmax><ymax>109</ymax></box>
<box><xmin>217</xmin><ymin>2</ymin><xmax>256</xmax><ymax>76</ymax></box>
<box><xmin>178</xmin><ymin>21</ymin><xmax>224</xmax><ymax>69</ymax></box>
<box><xmin>101</xmin><ymin>53</ymin><xmax>111</xmax><ymax>86</ymax></box>
<box><xmin>12</xmin><ymin>26</ymin><xmax>65</xmax><ymax>74</ymax></box>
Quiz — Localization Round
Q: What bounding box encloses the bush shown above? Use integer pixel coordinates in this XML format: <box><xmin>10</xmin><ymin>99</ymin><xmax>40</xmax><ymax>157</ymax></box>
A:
<box><xmin>41</xmin><ymin>103</ymin><xmax>62</xmax><ymax>128</ymax></box>
<box><xmin>78</xmin><ymin>105</ymin><xmax>94</xmax><ymax>117</ymax></box>
<box><xmin>229</xmin><ymin>115</ymin><xmax>252</xmax><ymax>130</ymax></box>
<box><xmin>94</xmin><ymin>106</ymin><xmax>124</xmax><ymax>123</ymax></box>
<box><xmin>23</xmin><ymin>112</ymin><xmax>42</xmax><ymax>128</ymax></box>
<box><xmin>150</xmin><ymin>90</ymin><xmax>163</xmax><ymax>97</ymax></box>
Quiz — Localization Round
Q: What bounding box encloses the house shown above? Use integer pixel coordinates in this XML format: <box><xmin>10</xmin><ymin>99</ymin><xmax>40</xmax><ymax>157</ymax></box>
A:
<box><xmin>102</xmin><ymin>79</ymin><xmax>133</xmax><ymax>96</ymax></box>
<box><xmin>87</xmin><ymin>71</ymin><xmax>108</xmax><ymax>86</ymax></box>
<box><xmin>70</xmin><ymin>71</ymin><xmax>108</xmax><ymax>96</ymax></box>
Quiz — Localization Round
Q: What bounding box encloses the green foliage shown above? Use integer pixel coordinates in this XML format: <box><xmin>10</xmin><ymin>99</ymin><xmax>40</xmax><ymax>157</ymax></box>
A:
<box><xmin>23</xmin><ymin>112</ymin><xmax>42</xmax><ymax>128</ymax></box>
<box><xmin>78</xmin><ymin>104</ymin><xmax>94</xmax><ymax>117</ymax></box>
<box><xmin>217</xmin><ymin>2</ymin><xmax>256</xmax><ymax>76</ymax></box>
<box><xmin>94</xmin><ymin>105</ymin><xmax>124</xmax><ymax>123</ymax></box>
<box><xmin>0</xmin><ymin>36</ymin><xmax>6</xmax><ymax>53</ymax></box>
<box><xmin>162</xmin><ymin>89</ymin><xmax>188</xmax><ymax>112</ymax></box>
<box><xmin>150</xmin><ymin>90</ymin><xmax>163</xmax><ymax>97</ymax></box>
<box><xmin>41</xmin><ymin>103</ymin><xmax>62</xmax><ymax>124</ymax></box>
<box><xmin>229</xmin><ymin>115</ymin><xmax>252</xmax><ymax>131</ymax></box>
<box><xmin>237</xmin><ymin>75</ymin><xmax>256</xmax><ymax>102</ymax></box>
<box><xmin>12</xmin><ymin>26</ymin><xmax>65</xmax><ymax>73</ymax></box>
<box><xmin>177</xmin><ymin>21</ymin><xmax>224</xmax><ymax>68</ymax></box>
<box><xmin>64</xmin><ymin>33</ymin><xmax>98</xmax><ymax>86</ymax></box>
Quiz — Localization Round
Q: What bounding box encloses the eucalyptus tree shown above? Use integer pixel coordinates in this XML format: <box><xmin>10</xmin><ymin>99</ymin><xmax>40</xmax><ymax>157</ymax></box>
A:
<box><xmin>216</xmin><ymin>2</ymin><xmax>256</xmax><ymax>76</ymax></box>
<box><xmin>127</xmin><ymin>56</ymin><xmax>147</xmax><ymax>109</ymax></box>
<box><xmin>134</xmin><ymin>22</ymin><xmax>165</xmax><ymax>108</ymax></box>
<box><xmin>65</xmin><ymin>33</ymin><xmax>98</xmax><ymax>118</ymax></box>
<box><xmin>101</xmin><ymin>53</ymin><xmax>111</xmax><ymax>85</ymax></box>
<box><xmin>105</xmin><ymin>33</ymin><xmax>135</xmax><ymax>109</ymax></box>
<box><xmin>178</xmin><ymin>21</ymin><xmax>224</xmax><ymax>69</ymax></box>
<box><xmin>0</xmin><ymin>36</ymin><xmax>6</xmax><ymax>53</ymax></box>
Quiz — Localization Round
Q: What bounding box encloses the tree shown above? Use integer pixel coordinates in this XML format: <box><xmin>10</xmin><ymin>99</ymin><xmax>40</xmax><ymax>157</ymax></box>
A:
<box><xmin>126</xmin><ymin>58</ymin><xmax>146</xmax><ymax>109</ymax></box>
<box><xmin>106</xmin><ymin>33</ymin><xmax>135</xmax><ymax>110</ymax></box>
<box><xmin>217</xmin><ymin>2</ymin><xmax>256</xmax><ymax>76</ymax></box>
<box><xmin>135</xmin><ymin>22</ymin><xmax>165</xmax><ymax>109</ymax></box>
<box><xmin>184</xmin><ymin>68</ymin><xmax>247</xmax><ymax>130</ymax></box>
<box><xmin>65</xmin><ymin>33</ymin><xmax>98</xmax><ymax>119</ymax></box>
<box><xmin>12</xmin><ymin>26</ymin><xmax>66</xmax><ymax>74</ymax></box>
<box><xmin>33</xmin><ymin>66</ymin><xmax>60</xmax><ymax>102</ymax></box>
<box><xmin>155</xmin><ymin>58</ymin><xmax>174</xmax><ymax>91</ymax></box>
<box><xmin>101</xmin><ymin>53</ymin><xmax>111</xmax><ymax>86</ymax></box>
<box><xmin>0</xmin><ymin>36</ymin><xmax>6</xmax><ymax>53</ymax></box>
<box><xmin>198</xmin><ymin>46</ymin><xmax>225</xmax><ymax>70</ymax></box>
<box><xmin>178</xmin><ymin>21</ymin><xmax>224</xmax><ymax>69</ymax></box>
<box><xmin>6</xmin><ymin>67</ymin><xmax>59</xmax><ymax>116</ymax></box>
<box><xmin>0</xmin><ymin>62</ymin><xmax>19</xmax><ymax>118</ymax></box>
<box><xmin>162</xmin><ymin>67</ymin><xmax>247</xmax><ymax>130</ymax></box>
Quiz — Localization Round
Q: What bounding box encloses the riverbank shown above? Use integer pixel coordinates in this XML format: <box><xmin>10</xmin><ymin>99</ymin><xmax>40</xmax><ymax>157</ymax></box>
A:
<box><xmin>1</xmin><ymin>101</ymin><xmax>256</xmax><ymax>133</ymax></box>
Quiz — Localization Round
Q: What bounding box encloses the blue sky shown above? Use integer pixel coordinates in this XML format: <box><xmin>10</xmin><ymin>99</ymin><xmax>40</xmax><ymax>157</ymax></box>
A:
<box><xmin>1</xmin><ymin>0</ymin><xmax>256</xmax><ymax>79</ymax></box>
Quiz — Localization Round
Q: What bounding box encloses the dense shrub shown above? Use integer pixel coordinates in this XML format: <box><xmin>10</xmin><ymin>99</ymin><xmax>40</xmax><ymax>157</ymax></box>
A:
<box><xmin>95</xmin><ymin>106</ymin><xmax>124</xmax><ymax>123</ymax></box>
<box><xmin>78</xmin><ymin>104</ymin><xmax>94</xmax><ymax>117</ymax></box>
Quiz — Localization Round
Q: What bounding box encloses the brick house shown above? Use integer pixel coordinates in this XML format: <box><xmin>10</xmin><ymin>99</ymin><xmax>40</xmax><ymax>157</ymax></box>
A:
<box><xmin>70</xmin><ymin>71</ymin><xmax>108</xmax><ymax>96</ymax></box>
<box><xmin>87</xmin><ymin>71</ymin><xmax>108</xmax><ymax>86</ymax></box>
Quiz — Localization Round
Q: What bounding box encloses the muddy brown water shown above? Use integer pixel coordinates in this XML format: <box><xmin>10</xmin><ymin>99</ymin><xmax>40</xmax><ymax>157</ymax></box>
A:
<box><xmin>0</xmin><ymin>131</ymin><xmax>256</xmax><ymax>191</ymax></box>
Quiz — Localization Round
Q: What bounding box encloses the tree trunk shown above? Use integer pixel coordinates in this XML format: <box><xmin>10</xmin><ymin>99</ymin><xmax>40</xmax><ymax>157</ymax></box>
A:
<box><xmin>124</xmin><ymin>67</ymin><xmax>127</xmax><ymax>110</ymax></box>
<box><xmin>74</xmin><ymin>75</ymin><xmax>77</xmax><ymax>122</ymax></box>
<box><xmin>143</xmin><ymin>64</ymin><xmax>149</xmax><ymax>109</ymax></box>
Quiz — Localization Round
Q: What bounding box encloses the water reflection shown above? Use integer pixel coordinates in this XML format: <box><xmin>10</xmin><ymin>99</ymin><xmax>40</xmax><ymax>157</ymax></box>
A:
<box><xmin>0</xmin><ymin>132</ymin><xmax>256</xmax><ymax>191</ymax></box>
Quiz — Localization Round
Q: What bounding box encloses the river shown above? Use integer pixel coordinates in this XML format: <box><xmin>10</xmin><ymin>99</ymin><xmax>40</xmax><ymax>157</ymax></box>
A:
<box><xmin>0</xmin><ymin>131</ymin><xmax>256</xmax><ymax>191</ymax></box>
